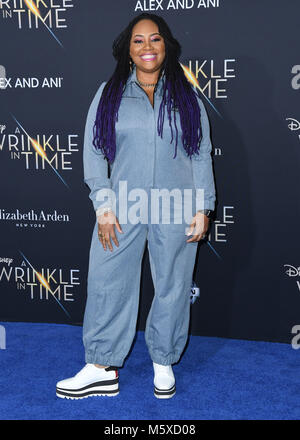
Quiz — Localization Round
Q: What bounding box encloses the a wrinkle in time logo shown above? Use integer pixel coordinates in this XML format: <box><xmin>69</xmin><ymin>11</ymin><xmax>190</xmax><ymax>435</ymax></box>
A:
<box><xmin>0</xmin><ymin>0</ymin><xmax>74</xmax><ymax>47</ymax></box>
<box><xmin>182</xmin><ymin>60</ymin><xmax>236</xmax><ymax>109</ymax></box>
<box><xmin>201</xmin><ymin>205</ymin><xmax>234</xmax><ymax>261</ymax></box>
<box><xmin>179</xmin><ymin>60</ymin><xmax>232</xmax><ymax>157</ymax></box>
<box><xmin>0</xmin><ymin>119</ymin><xmax>78</xmax><ymax>188</ymax></box>
<box><xmin>164</xmin><ymin>64</ymin><xmax>233</xmax><ymax>257</ymax></box>
<box><xmin>177</xmin><ymin>61</ymin><xmax>231</xmax><ymax>165</ymax></box>
<box><xmin>0</xmin><ymin>252</ymin><xmax>80</xmax><ymax>319</ymax></box>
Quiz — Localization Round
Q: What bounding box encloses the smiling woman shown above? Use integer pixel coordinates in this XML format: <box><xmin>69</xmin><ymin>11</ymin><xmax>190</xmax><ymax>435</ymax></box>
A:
<box><xmin>129</xmin><ymin>20</ymin><xmax>165</xmax><ymax>108</ymax></box>
<box><xmin>56</xmin><ymin>12</ymin><xmax>216</xmax><ymax>401</ymax></box>
<box><xmin>130</xmin><ymin>21</ymin><xmax>165</xmax><ymax>71</ymax></box>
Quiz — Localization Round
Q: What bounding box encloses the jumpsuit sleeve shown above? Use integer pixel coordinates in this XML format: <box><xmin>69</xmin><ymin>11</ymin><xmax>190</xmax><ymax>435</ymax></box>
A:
<box><xmin>83</xmin><ymin>80</ymin><xmax>114</xmax><ymax>216</ymax></box>
<box><xmin>191</xmin><ymin>89</ymin><xmax>216</xmax><ymax>211</ymax></box>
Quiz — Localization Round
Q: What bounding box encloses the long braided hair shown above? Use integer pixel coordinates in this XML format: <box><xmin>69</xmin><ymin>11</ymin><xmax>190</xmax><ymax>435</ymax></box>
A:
<box><xmin>93</xmin><ymin>12</ymin><xmax>203</xmax><ymax>164</ymax></box>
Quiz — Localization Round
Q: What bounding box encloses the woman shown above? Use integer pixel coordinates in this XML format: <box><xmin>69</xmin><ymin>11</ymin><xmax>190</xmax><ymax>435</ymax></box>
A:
<box><xmin>56</xmin><ymin>12</ymin><xmax>216</xmax><ymax>400</ymax></box>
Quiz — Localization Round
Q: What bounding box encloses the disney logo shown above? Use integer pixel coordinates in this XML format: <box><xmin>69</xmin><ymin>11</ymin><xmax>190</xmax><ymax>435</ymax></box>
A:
<box><xmin>284</xmin><ymin>265</ymin><xmax>300</xmax><ymax>277</ymax></box>
<box><xmin>286</xmin><ymin>118</ymin><xmax>300</xmax><ymax>131</ymax></box>
<box><xmin>0</xmin><ymin>257</ymin><xmax>13</xmax><ymax>266</ymax></box>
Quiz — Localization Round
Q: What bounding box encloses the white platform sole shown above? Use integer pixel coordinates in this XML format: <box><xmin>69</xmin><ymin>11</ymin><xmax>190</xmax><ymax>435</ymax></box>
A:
<box><xmin>56</xmin><ymin>380</ymin><xmax>119</xmax><ymax>400</ymax></box>
<box><xmin>56</xmin><ymin>390</ymin><xmax>119</xmax><ymax>400</ymax></box>
<box><xmin>154</xmin><ymin>383</ymin><xmax>176</xmax><ymax>399</ymax></box>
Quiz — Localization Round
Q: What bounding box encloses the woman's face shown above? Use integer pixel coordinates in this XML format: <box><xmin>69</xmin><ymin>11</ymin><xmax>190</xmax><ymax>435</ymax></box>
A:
<box><xmin>129</xmin><ymin>19</ymin><xmax>165</xmax><ymax>74</ymax></box>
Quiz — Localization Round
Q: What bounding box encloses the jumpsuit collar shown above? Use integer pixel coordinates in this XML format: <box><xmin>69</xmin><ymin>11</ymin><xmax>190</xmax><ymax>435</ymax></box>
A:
<box><xmin>126</xmin><ymin>63</ymin><xmax>165</xmax><ymax>96</ymax></box>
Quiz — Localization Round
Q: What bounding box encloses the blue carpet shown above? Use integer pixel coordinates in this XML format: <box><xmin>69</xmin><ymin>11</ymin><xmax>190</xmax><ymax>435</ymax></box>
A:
<box><xmin>0</xmin><ymin>321</ymin><xmax>299</xmax><ymax>420</ymax></box>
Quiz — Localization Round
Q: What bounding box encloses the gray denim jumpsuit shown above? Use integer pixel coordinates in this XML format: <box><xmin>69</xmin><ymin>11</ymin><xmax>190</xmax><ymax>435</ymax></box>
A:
<box><xmin>82</xmin><ymin>64</ymin><xmax>216</xmax><ymax>367</ymax></box>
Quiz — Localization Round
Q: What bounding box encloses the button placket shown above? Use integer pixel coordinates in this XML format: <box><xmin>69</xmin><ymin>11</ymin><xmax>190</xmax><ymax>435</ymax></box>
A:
<box><xmin>133</xmin><ymin>81</ymin><xmax>157</xmax><ymax>189</ymax></box>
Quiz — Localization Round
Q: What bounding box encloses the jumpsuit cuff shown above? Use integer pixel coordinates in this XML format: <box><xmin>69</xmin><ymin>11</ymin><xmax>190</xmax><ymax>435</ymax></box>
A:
<box><xmin>85</xmin><ymin>351</ymin><xmax>124</xmax><ymax>368</ymax></box>
<box><xmin>202</xmin><ymin>202</ymin><xmax>215</xmax><ymax>211</ymax></box>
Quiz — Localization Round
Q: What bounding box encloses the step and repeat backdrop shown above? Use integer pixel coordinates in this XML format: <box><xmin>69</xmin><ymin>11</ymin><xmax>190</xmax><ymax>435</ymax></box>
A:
<box><xmin>0</xmin><ymin>1</ymin><xmax>299</xmax><ymax>344</ymax></box>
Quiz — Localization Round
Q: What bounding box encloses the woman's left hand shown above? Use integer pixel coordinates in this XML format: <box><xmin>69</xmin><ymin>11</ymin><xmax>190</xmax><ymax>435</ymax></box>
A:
<box><xmin>186</xmin><ymin>211</ymin><xmax>210</xmax><ymax>242</ymax></box>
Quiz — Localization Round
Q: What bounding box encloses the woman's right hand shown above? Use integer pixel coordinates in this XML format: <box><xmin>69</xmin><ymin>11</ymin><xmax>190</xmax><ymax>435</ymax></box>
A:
<box><xmin>97</xmin><ymin>210</ymin><xmax>123</xmax><ymax>252</ymax></box>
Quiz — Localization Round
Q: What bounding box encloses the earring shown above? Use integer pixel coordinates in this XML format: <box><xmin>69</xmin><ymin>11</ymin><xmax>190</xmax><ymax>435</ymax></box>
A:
<box><xmin>129</xmin><ymin>58</ymin><xmax>133</xmax><ymax>72</ymax></box>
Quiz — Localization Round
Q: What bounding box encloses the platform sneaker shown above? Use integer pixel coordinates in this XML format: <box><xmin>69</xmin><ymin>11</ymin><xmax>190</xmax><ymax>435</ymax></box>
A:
<box><xmin>56</xmin><ymin>364</ymin><xmax>119</xmax><ymax>399</ymax></box>
<box><xmin>153</xmin><ymin>362</ymin><xmax>176</xmax><ymax>399</ymax></box>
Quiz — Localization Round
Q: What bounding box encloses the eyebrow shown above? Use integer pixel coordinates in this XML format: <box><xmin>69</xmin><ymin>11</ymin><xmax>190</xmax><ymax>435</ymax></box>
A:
<box><xmin>133</xmin><ymin>33</ymin><xmax>161</xmax><ymax>37</ymax></box>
